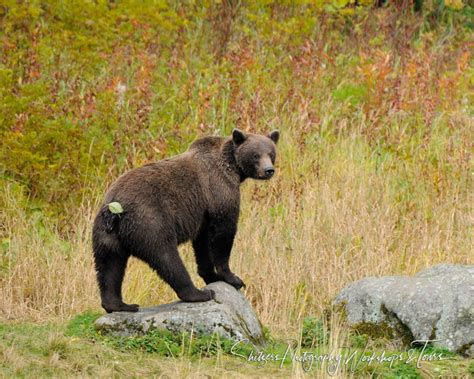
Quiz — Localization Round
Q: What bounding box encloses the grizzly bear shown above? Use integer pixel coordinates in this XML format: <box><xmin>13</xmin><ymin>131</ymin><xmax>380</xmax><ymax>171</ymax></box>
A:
<box><xmin>92</xmin><ymin>129</ymin><xmax>279</xmax><ymax>313</ymax></box>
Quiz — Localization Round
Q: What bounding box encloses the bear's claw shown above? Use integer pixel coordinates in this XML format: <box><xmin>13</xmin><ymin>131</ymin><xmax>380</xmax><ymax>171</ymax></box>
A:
<box><xmin>223</xmin><ymin>273</ymin><xmax>245</xmax><ymax>290</ymax></box>
<box><xmin>103</xmin><ymin>301</ymin><xmax>139</xmax><ymax>313</ymax></box>
<box><xmin>179</xmin><ymin>288</ymin><xmax>215</xmax><ymax>302</ymax></box>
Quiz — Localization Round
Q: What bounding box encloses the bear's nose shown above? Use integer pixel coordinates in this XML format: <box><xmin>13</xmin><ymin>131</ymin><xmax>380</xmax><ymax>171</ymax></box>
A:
<box><xmin>264</xmin><ymin>167</ymin><xmax>275</xmax><ymax>178</ymax></box>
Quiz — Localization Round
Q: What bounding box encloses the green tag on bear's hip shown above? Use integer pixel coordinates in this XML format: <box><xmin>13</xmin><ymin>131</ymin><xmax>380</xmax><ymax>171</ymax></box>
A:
<box><xmin>108</xmin><ymin>202</ymin><xmax>124</xmax><ymax>214</ymax></box>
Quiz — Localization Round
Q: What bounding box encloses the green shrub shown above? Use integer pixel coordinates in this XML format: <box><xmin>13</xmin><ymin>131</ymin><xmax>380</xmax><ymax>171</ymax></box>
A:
<box><xmin>301</xmin><ymin>316</ymin><xmax>328</xmax><ymax>348</ymax></box>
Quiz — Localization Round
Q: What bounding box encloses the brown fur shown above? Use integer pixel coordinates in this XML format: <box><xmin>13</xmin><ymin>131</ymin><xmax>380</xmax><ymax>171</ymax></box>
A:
<box><xmin>92</xmin><ymin>129</ymin><xmax>279</xmax><ymax>312</ymax></box>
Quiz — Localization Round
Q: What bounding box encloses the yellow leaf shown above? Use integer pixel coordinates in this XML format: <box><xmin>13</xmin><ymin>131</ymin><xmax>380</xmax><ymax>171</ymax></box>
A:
<box><xmin>108</xmin><ymin>202</ymin><xmax>124</xmax><ymax>214</ymax></box>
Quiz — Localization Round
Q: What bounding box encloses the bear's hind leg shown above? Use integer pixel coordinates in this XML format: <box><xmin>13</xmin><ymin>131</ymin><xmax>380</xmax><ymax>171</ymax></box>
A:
<box><xmin>138</xmin><ymin>242</ymin><xmax>215</xmax><ymax>302</ymax></box>
<box><xmin>93</xmin><ymin>245</ymin><xmax>139</xmax><ymax>313</ymax></box>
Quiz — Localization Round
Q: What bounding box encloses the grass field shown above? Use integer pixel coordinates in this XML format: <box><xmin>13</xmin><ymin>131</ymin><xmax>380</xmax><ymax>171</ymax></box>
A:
<box><xmin>1</xmin><ymin>1</ymin><xmax>473</xmax><ymax>377</ymax></box>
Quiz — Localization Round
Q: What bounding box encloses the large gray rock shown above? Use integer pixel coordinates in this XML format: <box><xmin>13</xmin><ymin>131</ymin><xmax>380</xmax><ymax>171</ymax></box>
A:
<box><xmin>333</xmin><ymin>264</ymin><xmax>474</xmax><ymax>356</ymax></box>
<box><xmin>95</xmin><ymin>281</ymin><xmax>264</xmax><ymax>344</ymax></box>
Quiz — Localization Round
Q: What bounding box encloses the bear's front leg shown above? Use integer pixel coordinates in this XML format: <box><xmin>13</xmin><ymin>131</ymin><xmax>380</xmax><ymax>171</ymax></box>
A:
<box><xmin>193</xmin><ymin>228</ymin><xmax>221</xmax><ymax>284</ymax></box>
<box><xmin>208</xmin><ymin>219</ymin><xmax>246</xmax><ymax>290</ymax></box>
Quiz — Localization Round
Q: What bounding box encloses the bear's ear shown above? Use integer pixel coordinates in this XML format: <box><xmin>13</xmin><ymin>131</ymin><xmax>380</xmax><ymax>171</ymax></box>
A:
<box><xmin>232</xmin><ymin>128</ymin><xmax>247</xmax><ymax>145</ymax></box>
<box><xmin>268</xmin><ymin>130</ymin><xmax>279</xmax><ymax>144</ymax></box>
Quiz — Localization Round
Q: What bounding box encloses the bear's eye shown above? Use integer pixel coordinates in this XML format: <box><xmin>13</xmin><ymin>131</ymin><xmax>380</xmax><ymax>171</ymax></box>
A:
<box><xmin>253</xmin><ymin>153</ymin><xmax>260</xmax><ymax>160</ymax></box>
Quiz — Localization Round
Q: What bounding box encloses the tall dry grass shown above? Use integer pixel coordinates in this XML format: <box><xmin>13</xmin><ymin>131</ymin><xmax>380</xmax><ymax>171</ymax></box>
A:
<box><xmin>1</xmin><ymin>113</ymin><xmax>471</xmax><ymax>338</ymax></box>
<box><xmin>1</xmin><ymin>3</ymin><xmax>472</xmax><ymax>350</ymax></box>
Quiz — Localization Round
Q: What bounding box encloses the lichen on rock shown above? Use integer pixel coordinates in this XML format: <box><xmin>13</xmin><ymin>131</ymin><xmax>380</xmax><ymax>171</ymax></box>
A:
<box><xmin>333</xmin><ymin>264</ymin><xmax>474</xmax><ymax>356</ymax></box>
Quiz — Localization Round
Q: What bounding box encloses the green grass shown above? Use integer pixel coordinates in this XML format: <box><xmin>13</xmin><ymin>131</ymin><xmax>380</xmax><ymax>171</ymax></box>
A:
<box><xmin>1</xmin><ymin>314</ymin><xmax>471</xmax><ymax>377</ymax></box>
<box><xmin>66</xmin><ymin>312</ymin><xmax>255</xmax><ymax>359</ymax></box>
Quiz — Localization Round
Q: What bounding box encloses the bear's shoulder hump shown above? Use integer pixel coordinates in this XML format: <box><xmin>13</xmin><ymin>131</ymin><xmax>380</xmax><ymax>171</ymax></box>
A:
<box><xmin>188</xmin><ymin>136</ymin><xmax>225</xmax><ymax>152</ymax></box>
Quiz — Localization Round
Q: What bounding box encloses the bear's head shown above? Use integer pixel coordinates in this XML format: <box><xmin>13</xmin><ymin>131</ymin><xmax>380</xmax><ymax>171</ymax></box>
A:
<box><xmin>232</xmin><ymin>129</ymin><xmax>279</xmax><ymax>180</ymax></box>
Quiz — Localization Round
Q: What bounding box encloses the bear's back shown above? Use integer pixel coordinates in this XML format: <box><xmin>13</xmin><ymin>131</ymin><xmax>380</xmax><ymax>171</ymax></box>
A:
<box><xmin>188</xmin><ymin>136</ymin><xmax>225</xmax><ymax>154</ymax></box>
